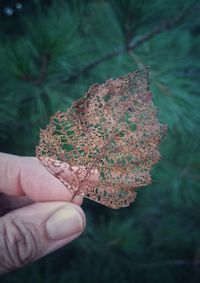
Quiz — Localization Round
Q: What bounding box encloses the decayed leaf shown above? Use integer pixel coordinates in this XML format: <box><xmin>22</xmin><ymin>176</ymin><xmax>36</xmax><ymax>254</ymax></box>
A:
<box><xmin>36</xmin><ymin>67</ymin><xmax>167</xmax><ymax>209</ymax></box>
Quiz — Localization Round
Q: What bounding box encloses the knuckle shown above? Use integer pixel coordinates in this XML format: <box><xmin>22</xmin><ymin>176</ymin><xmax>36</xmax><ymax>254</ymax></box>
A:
<box><xmin>0</xmin><ymin>216</ymin><xmax>41</xmax><ymax>272</ymax></box>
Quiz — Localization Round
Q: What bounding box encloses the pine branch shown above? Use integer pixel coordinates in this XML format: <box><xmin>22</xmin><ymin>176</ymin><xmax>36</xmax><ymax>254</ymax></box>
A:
<box><xmin>63</xmin><ymin>2</ymin><xmax>196</xmax><ymax>83</ymax></box>
<box><xmin>17</xmin><ymin>54</ymin><xmax>51</xmax><ymax>105</ymax></box>
<box><xmin>134</xmin><ymin>260</ymin><xmax>200</xmax><ymax>270</ymax></box>
<box><xmin>21</xmin><ymin>53</ymin><xmax>51</xmax><ymax>85</ymax></box>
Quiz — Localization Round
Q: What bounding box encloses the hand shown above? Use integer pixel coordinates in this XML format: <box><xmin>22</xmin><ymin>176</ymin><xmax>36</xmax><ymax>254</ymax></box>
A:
<box><xmin>0</xmin><ymin>153</ymin><xmax>86</xmax><ymax>275</ymax></box>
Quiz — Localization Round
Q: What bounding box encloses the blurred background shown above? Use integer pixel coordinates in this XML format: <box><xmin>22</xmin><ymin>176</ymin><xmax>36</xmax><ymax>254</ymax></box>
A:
<box><xmin>0</xmin><ymin>0</ymin><xmax>200</xmax><ymax>282</ymax></box>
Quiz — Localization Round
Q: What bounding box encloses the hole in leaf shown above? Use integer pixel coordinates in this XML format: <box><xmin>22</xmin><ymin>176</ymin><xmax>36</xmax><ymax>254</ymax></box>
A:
<box><xmin>103</xmin><ymin>94</ymin><xmax>111</xmax><ymax>102</ymax></box>
<box><xmin>130</xmin><ymin>123</ymin><xmax>137</xmax><ymax>131</ymax></box>
<box><xmin>100</xmin><ymin>171</ymin><xmax>105</xmax><ymax>179</ymax></box>
<box><xmin>67</xmin><ymin>130</ymin><xmax>74</xmax><ymax>136</ymax></box>
<box><xmin>63</xmin><ymin>144</ymin><xmax>74</xmax><ymax>152</ymax></box>
<box><xmin>119</xmin><ymin>131</ymin><xmax>125</xmax><ymax>137</ymax></box>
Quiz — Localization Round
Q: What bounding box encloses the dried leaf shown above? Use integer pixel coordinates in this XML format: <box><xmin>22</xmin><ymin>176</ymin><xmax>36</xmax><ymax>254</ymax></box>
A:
<box><xmin>36</xmin><ymin>67</ymin><xmax>167</xmax><ymax>209</ymax></box>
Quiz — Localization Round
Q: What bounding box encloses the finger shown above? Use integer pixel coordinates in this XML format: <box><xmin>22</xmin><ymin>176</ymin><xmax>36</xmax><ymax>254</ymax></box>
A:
<box><xmin>0</xmin><ymin>193</ymin><xmax>82</xmax><ymax>214</ymax></box>
<box><xmin>0</xmin><ymin>153</ymin><xmax>83</xmax><ymax>205</ymax></box>
<box><xmin>0</xmin><ymin>201</ymin><xmax>86</xmax><ymax>274</ymax></box>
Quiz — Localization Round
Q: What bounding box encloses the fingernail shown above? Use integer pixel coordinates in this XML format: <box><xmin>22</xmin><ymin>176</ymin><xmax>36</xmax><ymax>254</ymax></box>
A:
<box><xmin>46</xmin><ymin>207</ymin><xmax>84</xmax><ymax>240</ymax></box>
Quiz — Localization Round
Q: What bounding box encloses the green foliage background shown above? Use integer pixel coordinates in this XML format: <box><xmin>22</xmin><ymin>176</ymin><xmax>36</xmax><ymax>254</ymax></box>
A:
<box><xmin>1</xmin><ymin>0</ymin><xmax>200</xmax><ymax>282</ymax></box>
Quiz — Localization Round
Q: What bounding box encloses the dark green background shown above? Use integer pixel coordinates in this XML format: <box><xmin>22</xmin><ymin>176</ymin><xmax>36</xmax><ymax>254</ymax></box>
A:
<box><xmin>0</xmin><ymin>0</ymin><xmax>200</xmax><ymax>282</ymax></box>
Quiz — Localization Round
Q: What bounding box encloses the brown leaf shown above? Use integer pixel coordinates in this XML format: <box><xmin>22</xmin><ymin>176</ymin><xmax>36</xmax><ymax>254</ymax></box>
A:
<box><xmin>36</xmin><ymin>67</ymin><xmax>167</xmax><ymax>209</ymax></box>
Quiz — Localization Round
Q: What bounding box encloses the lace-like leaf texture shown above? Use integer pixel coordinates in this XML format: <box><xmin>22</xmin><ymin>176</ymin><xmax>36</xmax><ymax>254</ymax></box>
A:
<box><xmin>36</xmin><ymin>67</ymin><xmax>167</xmax><ymax>209</ymax></box>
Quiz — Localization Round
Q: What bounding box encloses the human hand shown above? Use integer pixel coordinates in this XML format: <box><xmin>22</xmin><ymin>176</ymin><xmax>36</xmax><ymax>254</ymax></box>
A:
<box><xmin>0</xmin><ymin>153</ymin><xmax>86</xmax><ymax>275</ymax></box>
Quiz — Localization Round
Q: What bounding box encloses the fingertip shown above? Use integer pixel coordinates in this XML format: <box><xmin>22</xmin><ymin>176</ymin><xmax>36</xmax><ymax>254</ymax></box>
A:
<box><xmin>0</xmin><ymin>201</ymin><xmax>86</xmax><ymax>272</ymax></box>
<box><xmin>23</xmin><ymin>157</ymin><xmax>84</xmax><ymax>206</ymax></box>
<box><xmin>19</xmin><ymin>157</ymin><xmax>73</xmax><ymax>202</ymax></box>
<box><xmin>72</xmin><ymin>195</ymin><xmax>84</xmax><ymax>206</ymax></box>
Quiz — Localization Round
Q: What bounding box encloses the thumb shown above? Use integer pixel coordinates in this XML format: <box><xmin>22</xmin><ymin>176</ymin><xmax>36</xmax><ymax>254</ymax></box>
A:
<box><xmin>0</xmin><ymin>202</ymin><xmax>85</xmax><ymax>274</ymax></box>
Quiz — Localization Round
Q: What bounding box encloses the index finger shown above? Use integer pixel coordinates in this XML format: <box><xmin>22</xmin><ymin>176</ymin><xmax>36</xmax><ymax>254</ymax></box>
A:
<box><xmin>0</xmin><ymin>153</ymin><xmax>83</xmax><ymax>204</ymax></box>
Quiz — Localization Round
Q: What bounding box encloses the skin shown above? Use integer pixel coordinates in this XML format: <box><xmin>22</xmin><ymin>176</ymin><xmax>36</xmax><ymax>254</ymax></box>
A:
<box><xmin>0</xmin><ymin>153</ymin><xmax>85</xmax><ymax>275</ymax></box>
